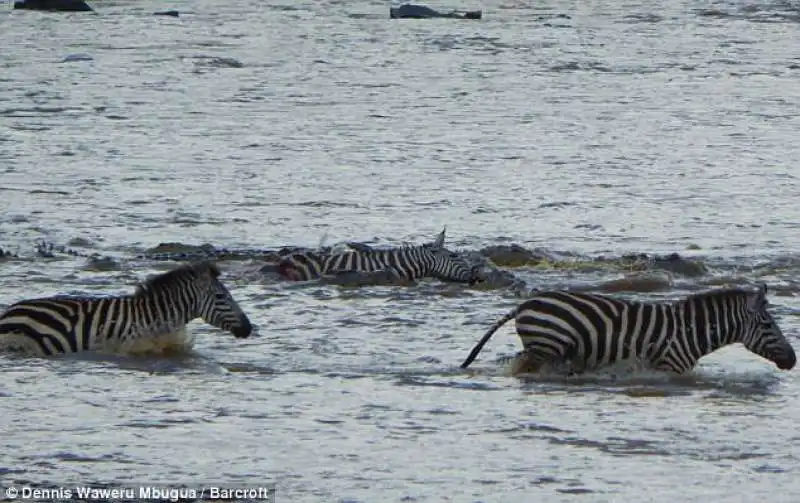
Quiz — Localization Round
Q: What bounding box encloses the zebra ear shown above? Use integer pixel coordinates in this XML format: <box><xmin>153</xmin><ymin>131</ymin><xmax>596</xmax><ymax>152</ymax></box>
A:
<box><xmin>746</xmin><ymin>284</ymin><xmax>768</xmax><ymax>312</ymax></box>
<box><xmin>432</xmin><ymin>227</ymin><xmax>446</xmax><ymax>249</ymax></box>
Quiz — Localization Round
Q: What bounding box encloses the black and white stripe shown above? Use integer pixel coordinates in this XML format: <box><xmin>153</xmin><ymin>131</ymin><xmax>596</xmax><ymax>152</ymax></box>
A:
<box><xmin>0</xmin><ymin>262</ymin><xmax>253</xmax><ymax>356</ymax></box>
<box><xmin>460</xmin><ymin>284</ymin><xmax>796</xmax><ymax>374</ymax></box>
<box><xmin>277</xmin><ymin>228</ymin><xmax>481</xmax><ymax>285</ymax></box>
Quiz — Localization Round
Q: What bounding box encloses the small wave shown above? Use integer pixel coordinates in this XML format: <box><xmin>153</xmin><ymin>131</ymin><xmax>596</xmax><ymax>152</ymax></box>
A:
<box><xmin>187</xmin><ymin>55</ymin><xmax>244</xmax><ymax>72</ymax></box>
<box><xmin>291</xmin><ymin>200</ymin><xmax>364</xmax><ymax>208</ymax></box>
<box><xmin>622</xmin><ymin>12</ymin><xmax>665</xmax><ymax>23</ymax></box>
<box><xmin>55</xmin><ymin>348</ymin><xmax>230</xmax><ymax>376</ymax></box>
<box><xmin>462</xmin><ymin>353</ymin><xmax>784</xmax><ymax>396</ymax></box>
<box><xmin>695</xmin><ymin>2</ymin><xmax>800</xmax><ymax>23</ymax></box>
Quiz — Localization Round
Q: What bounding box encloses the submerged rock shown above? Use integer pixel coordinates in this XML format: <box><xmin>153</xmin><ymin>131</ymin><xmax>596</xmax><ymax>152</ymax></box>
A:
<box><xmin>480</xmin><ymin>244</ymin><xmax>552</xmax><ymax>268</ymax></box>
<box><xmin>473</xmin><ymin>266</ymin><xmax>526</xmax><ymax>291</ymax></box>
<box><xmin>61</xmin><ymin>53</ymin><xmax>93</xmax><ymax>63</ymax></box>
<box><xmin>592</xmin><ymin>271</ymin><xmax>675</xmax><ymax>294</ymax></box>
<box><xmin>82</xmin><ymin>256</ymin><xmax>121</xmax><ymax>272</ymax></box>
<box><xmin>14</xmin><ymin>0</ymin><xmax>93</xmax><ymax>11</ymax></box>
<box><xmin>650</xmin><ymin>252</ymin><xmax>708</xmax><ymax>277</ymax></box>
<box><xmin>144</xmin><ymin>242</ymin><xmax>216</xmax><ymax>255</ymax></box>
<box><xmin>618</xmin><ymin>252</ymin><xmax>708</xmax><ymax>277</ymax></box>
<box><xmin>390</xmin><ymin>3</ymin><xmax>481</xmax><ymax>19</ymax></box>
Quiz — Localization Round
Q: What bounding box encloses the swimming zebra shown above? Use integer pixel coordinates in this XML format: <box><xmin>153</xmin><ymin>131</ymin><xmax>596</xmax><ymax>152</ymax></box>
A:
<box><xmin>0</xmin><ymin>262</ymin><xmax>253</xmax><ymax>357</ymax></box>
<box><xmin>276</xmin><ymin>228</ymin><xmax>482</xmax><ymax>285</ymax></box>
<box><xmin>460</xmin><ymin>284</ymin><xmax>796</xmax><ymax>374</ymax></box>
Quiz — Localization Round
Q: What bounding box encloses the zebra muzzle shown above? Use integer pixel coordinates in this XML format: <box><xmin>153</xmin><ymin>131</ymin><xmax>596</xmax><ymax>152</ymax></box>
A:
<box><xmin>774</xmin><ymin>352</ymin><xmax>796</xmax><ymax>370</ymax></box>
<box><xmin>231</xmin><ymin>319</ymin><xmax>254</xmax><ymax>338</ymax></box>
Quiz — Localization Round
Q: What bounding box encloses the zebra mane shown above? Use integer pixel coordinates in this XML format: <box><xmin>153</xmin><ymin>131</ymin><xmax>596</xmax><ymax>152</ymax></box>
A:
<box><xmin>681</xmin><ymin>286</ymin><xmax>753</xmax><ymax>303</ymax></box>
<box><xmin>134</xmin><ymin>261</ymin><xmax>220</xmax><ymax>296</ymax></box>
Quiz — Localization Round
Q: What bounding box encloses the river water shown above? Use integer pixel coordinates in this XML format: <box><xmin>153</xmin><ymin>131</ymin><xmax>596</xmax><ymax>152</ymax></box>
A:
<box><xmin>1</xmin><ymin>0</ymin><xmax>799</xmax><ymax>501</ymax></box>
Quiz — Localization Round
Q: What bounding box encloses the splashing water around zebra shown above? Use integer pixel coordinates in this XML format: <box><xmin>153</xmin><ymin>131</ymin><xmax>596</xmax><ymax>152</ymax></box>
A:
<box><xmin>277</xmin><ymin>227</ymin><xmax>483</xmax><ymax>285</ymax></box>
<box><xmin>460</xmin><ymin>284</ymin><xmax>796</xmax><ymax>375</ymax></box>
<box><xmin>0</xmin><ymin>262</ymin><xmax>253</xmax><ymax>357</ymax></box>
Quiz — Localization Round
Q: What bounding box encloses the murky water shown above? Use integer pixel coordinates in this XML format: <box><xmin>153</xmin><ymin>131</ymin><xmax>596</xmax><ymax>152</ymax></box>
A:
<box><xmin>1</xmin><ymin>0</ymin><xmax>800</xmax><ymax>501</ymax></box>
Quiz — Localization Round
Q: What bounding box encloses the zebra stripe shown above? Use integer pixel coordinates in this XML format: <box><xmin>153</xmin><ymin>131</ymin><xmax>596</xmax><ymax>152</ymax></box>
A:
<box><xmin>460</xmin><ymin>284</ymin><xmax>796</xmax><ymax>374</ymax></box>
<box><xmin>0</xmin><ymin>262</ymin><xmax>253</xmax><ymax>357</ymax></box>
<box><xmin>277</xmin><ymin>228</ymin><xmax>481</xmax><ymax>285</ymax></box>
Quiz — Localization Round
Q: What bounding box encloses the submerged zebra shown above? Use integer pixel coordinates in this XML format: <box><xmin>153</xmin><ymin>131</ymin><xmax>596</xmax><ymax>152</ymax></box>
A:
<box><xmin>0</xmin><ymin>262</ymin><xmax>253</xmax><ymax>357</ymax></box>
<box><xmin>277</xmin><ymin>228</ymin><xmax>482</xmax><ymax>285</ymax></box>
<box><xmin>460</xmin><ymin>284</ymin><xmax>796</xmax><ymax>375</ymax></box>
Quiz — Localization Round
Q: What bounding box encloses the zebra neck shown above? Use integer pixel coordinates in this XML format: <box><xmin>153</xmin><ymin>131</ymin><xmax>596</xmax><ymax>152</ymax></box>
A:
<box><xmin>129</xmin><ymin>292</ymin><xmax>197</xmax><ymax>334</ymax></box>
<box><xmin>676</xmin><ymin>301</ymin><xmax>742</xmax><ymax>355</ymax></box>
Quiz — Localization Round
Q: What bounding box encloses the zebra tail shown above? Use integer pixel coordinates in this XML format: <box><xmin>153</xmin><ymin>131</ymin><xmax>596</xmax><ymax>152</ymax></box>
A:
<box><xmin>460</xmin><ymin>308</ymin><xmax>517</xmax><ymax>369</ymax></box>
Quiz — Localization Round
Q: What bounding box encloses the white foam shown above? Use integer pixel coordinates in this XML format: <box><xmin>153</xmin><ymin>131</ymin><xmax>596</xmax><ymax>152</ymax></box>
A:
<box><xmin>101</xmin><ymin>327</ymin><xmax>197</xmax><ymax>357</ymax></box>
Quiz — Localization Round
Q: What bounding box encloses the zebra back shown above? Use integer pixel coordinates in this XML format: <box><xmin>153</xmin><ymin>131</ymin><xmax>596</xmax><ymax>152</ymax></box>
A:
<box><xmin>325</xmin><ymin>245</ymin><xmax>432</xmax><ymax>280</ymax></box>
<box><xmin>276</xmin><ymin>227</ymin><xmax>479</xmax><ymax>284</ymax></box>
<box><xmin>0</xmin><ymin>297</ymin><xmax>94</xmax><ymax>354</ymax></box>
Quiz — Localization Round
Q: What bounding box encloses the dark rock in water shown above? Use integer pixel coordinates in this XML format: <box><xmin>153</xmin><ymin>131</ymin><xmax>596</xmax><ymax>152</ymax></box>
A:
<box><xmin>650</xmin><ymin>252</ymin><xmax>708</xmax><ymax>277</ymax></box>
<box><xmin>82</xmin><ymin>256</ymin><xmax>120</xmax><ymax>272</ymax></box>
<box><xmin>144</xmin><ymin>242</ymin><xmax>217</xmax><ymax>255</ymax></box>
<box><xmin>390</xmin><ymin>3</ymin><xmax>481</xmax><ymax>19</ymax></box>
<box><xmin>61</xmin><ymin>53</ymin><xmax>93</xmax><ymax>63</ymax></box>
<box><xmin>617</xmin><ymin>252</ymin><xmax>707</xmax><ymax>277</ymax></box>
<box><xmin>190</xmin><ymin>56</ymin><xmax>245</xmax><ymax>75</ymax></box>
<box><xmin>67</xmin><ymin>237</ymin><xmax>93</xmax><ymax>247</ymax></box>
<box><xmin>481</xmin><ymin>245</ymin><xmax>551</xmax><ymax>268</ymax></box>
<box><xmin>14</xmin><ymin>0</ymin><xmax>93</xmax><ymax>11</ymax></box>
<box><xmin>476</xmin><ymin>267</ymin><xmax>526</xmax><ymax>291</ymax></box>
<box><xmin>154</xmin><ymin>10</ymin><xmax>179</xmax><ymax>17</ymax></box>
<box><xmin>593</xmin><ymin>271</ymin><xmax>674</xmax><ymax>294</ymax></box>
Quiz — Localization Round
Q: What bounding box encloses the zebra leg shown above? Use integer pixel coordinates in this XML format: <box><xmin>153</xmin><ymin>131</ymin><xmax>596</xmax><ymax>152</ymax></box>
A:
<box><xmin>564</xmin><ymin>361</ymin><xmax>587</xmax><ymax>377</ymax></box>
<box><xmin>651</xmin><ymin>359</ymin><xmax>685</xmax><ymax>375</ymax></box>
<box><xmin>508</xmin><ymin>348</ymin><xmax>554</xmax><ymax>376</ymax></box>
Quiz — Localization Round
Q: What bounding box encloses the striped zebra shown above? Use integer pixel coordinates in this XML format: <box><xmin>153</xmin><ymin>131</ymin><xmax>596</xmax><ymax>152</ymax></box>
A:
<box><xmin>460</xmin><ymin>284</ymin><xmax>796</xmax><ymax>375</ymax></box>
<box><xmin>0</xmin><ymin>262</ymin><xmax>253</xmax><ymax>357</ymax></box>
<box><xmin>277</xmin><ymin>228</ymin><xmax>482</xmax><ymax>285</ymax></box>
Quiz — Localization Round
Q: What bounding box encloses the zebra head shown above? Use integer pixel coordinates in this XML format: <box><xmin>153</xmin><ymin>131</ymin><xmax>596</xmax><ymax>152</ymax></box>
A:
<box><xmin>191</xmin><ymin>262</ymin><xmax>253</xmax><ymax>339</ymax></box>
<box><xmin>423</xmin><ymin>227</ymin><xmax>483</xmax><ymax>285</ymax></box>
<box><xmin>741</xmin><ymin>284</ymin><xmax>795</xmax><ymax>370</ymax></box>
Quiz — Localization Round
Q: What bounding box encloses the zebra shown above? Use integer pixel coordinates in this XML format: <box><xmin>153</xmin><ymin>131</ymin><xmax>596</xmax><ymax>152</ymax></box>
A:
<box><xmin>460</xmin><ymin>284</ymin><xmax>796</xmax><ymax>375</ymax></box>
<box><xmin>276</xmin><ymin>228</ymin><xmax>482</xmax><ymax>285</ymax></box>
<box><xmin>0</xmin><ymin>261</ymin><xmax>253</xmax><ymax>357</ymax></box>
